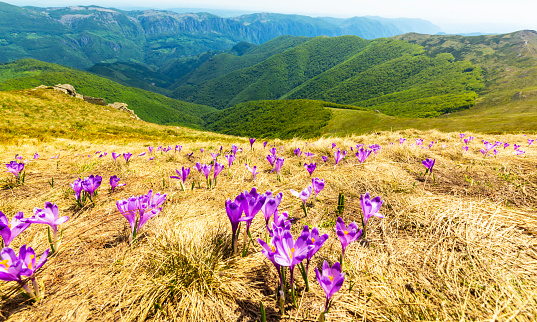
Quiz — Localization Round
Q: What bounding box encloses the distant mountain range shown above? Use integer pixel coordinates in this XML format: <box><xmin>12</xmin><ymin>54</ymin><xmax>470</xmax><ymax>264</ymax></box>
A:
<box><xmin>0</xmin><ymin>1</ymin><xmax>440</xmax><ymax>69</ymax></box>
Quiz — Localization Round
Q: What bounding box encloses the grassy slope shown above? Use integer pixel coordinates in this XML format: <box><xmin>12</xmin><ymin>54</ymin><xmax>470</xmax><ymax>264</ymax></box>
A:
<box><xmin>0</xmin><ymin>88</ymin><xmax>535</xmax><ymax>321</ymax></box>
<box><xmin>0</xmin><ymin>59</ymin><xmax>216</xmax><ymax>128</ymax></box>
<box><xmin>204</xmin><ymin>99</ymin><xmax>340</xmax><ymax>139</ymax></box>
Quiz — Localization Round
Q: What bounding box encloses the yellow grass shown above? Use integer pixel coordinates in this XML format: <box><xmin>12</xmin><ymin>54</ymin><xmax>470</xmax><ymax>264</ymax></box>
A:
<box><xmin>0</xmin><ymin>89</ymin><xmax>536</xmax><ymax>321</ymax></box>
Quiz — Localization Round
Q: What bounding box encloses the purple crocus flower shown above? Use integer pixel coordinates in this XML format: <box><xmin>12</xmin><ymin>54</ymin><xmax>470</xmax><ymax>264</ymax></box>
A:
<box><xmin>290</xmin><ymin>185</ymin><xmax>312</xmax><ymax>206</ymax></box>
<box><xmin>5</xmin><ymin>161</ymin><xmax>24</xmax><ymax>179</ymax></box>
<box><xmin>194</xmin><ymin>162</ymin><xmax>203</xmax><ymax>173</ymax></box>
<box><xmin>112</xmin><ymin>152</ymin><xmax>119</xmax><ymax>161</ymax></box>
<box><xmin>201</xmin><ymin>164</ymin><xmax>212</xmax><ymax>181</ymax></box>
<box><xmin>123</xmin><ymin>152</ymin><xmax>132</xmax><ymax>163</ymax></box>
<box><xmin>267</xmin><ymin>154</ymin><xmax>276</xmax><ymax>167</ymax></box>
<box><xmin>81</xmin><ymin>175</ymin><xmax>102</xmax><ymax>198</ymax></box>
<box><xmin>463</xmin><ymin>146</ymin><xmax>469</xmax><ymax>152</ymax></box>
<box><xmin>110</xmin><ymin>175</ymin><xmax>125</xmax><ymax>192</ymax></box>
<box><xmin>148</xmin><ymin>146</ymin><xmax>154</xmax><ymax>154</ymax></box>
<box><xmin>306</xmin><ymin>227</ymin><xmax>328</xmax><ymax>265</ymax></box>
<box><xmin>33</xmin><ymin>153</ymin><xmax>39</xmax><ymax>159</ymax></box>
<box><xmin>117</xmin><ymin>196</ymin><xmax>139</xmax><ymax>236</ymax></box>
<box><xmin>261</xmin><ymin>191</ymin><xmax>283</xmax><ymax>227</ymax></box>
<box><xmin>304</xmin><ymin>152</ymin><xmax>315</xmax><ymax>159</ymax></box>
<box><xmin>245</xmin><ymin>163</ymin><xmax>258</xmax><ymax>180</ymax></box>
<box><xmin>480</xmin><ymin>149</ymin><xmax>487</xmax><ymax>156</ymax></box>
<box><xmin>269</xmin><ymin>147</ymin><xmax>277</xmax><ymax>156</ymax></box>
<box><xmin>336</xmin><ymin>217</ymin><xmax>362</xmax><ymax>259</ymax></box>
<box><xmin>355</xmin><ymin>148</ymin><xmax>372</xmax><ymax>164</ymax></box>
<box><xmin>271</xmin><ymin>157</ymin><xmax>284</xmax><ymax>175</ymax></box>
<box><xmin>504</xmin><ymin>143</ymin><xmax>510</xmax><ymax>149</ymax></box>
<box><xmin>360</xmin><ymin>193</ymin><xmax>384</xmax><ymax>228</ymax></box>
<box><xmin>459</xmin><ymin>133</ymin><xmax>466</xmax><ymax>139</ymax></box>
<box><xmin>484</xmin><ymin>141</ymin><xmax>497</xmax><ymax>151</ymax></box>
<box><xmin>515</xmin><ymin>150</ymin><xmax>525</xmax><ymax>155</ymax></box>
<box><xmin>399</xmin><ymin>138</ymin><xmax>406</xmax><ymax>145</ymax></box>
<box><xmin>211</xmin><ymin>152</ymin><xmax>219</xmax><ymax>162</ymax></box>
<box><xmin>321</xmin><ymin>156</ymin><xmax>328</xmax><ymax>163</ymax></box>
<box><xmin>528</xmin><ymin>139</ymin><xmax>535</xmax><ymax>147</ymax></box>
<box><xmin>70</xmin><ymin>178</ymin><xmax>83</xmax><ymax>203</ymax></box>
<box><xmin>312</xmin><ymin>177</ymin><xmax>325</xmax><ymax>199</ymax></box>
<box><xmin>304</xmin><ymin>162</ymin><xmax>316</xmax><ymax>176</ymax></box>
<box><xmin>315</xmin><ymin>261</ymin><xmax>345</xmax><ymax>313</ymax></box>
<box><xmin>138</xmin><ymin>152</ymin><xmax>146</xmax><ymax>157</ymax></box>
<box><xmin>263</xmin><ymin>141</ymin><xmax>268</xmax><ymax>149</ymax></box>
<box><xmin>422</xmin><ymin>158</ymin><xmax>435</xmax><ymax>173</ymax></box>
<box><xmin>294</xmin><ymin>148</ymin><xmax>302</xmax><ymax>157</ymax></box>
<box><xmin>0</xmin><ymin>211</ymin><xmax>31</xmax><ymax>246</ymax></box>
<box><xmin>331</xmin><ymin>143</ymin><xmax>336</xmax><ymax>149</ymax></box>
<box><xmin>117</xmin><ymin>190</ymin><xmax>166</xmax><ymax>241</ymax></box>
<box><xmin>200</xmin><ymin>148</ymin><xmax>204</xmax><ymax>153</ymax></box>
<box><xmin>175</xmin><ymin>145</ymin><xmax>182</xmax><ymax>153</ymax></box>
<box><xmin>273</xmin><ymin>226</ymin><xmax>312</xmax><ymax>268</ymax></box>
<box><xmin>214</xmin><ymin>162</ymin><xmax>224</xmax><ymax>182</ymax></box>
<box><xmin>236</xmin><ymin>188</ymin><xmax>267</xmax><ymax>233</ymax></box>
<box><xmin>334</xmin><ymin>149</ymin><xmax>344</xmax><ymax>167</ymax></box>
<box><xmin>225</xmin><ymin>197</ymin><xmax>242</xmax><ymax>254</ymax></box>
<box><xmin>23</xmin><ymin>202</ymin><xmax>69</xmax><ymax>252</ymax></box>
<box><xmin>493</xmin><ymin>149</ymin><xmax>499</xmax><ymax>156</ymax></box>
<box><xmin>249</xmin><ymin>138</ymin><xmax>256</xmax><ymax>149</ymax></box>
<box><xmin>428</xmin><ymin>141</ymin><xmax>434</xmax><ymax>149</ymax></box>
<box><xmin>514</xmin><ymin>144</ymin><xmax>521</xmax><ymax>150</ymax></box>
<box><xmin>272</xmin><ymin>211</ymin><xmax>292</xmax><ymax>232</ymax></box>
<box><xmin>464</xmin><ymin>138</ymin><xmax>470</xmax><ymax>145</ymax></box>
<box><xmin>225</xmin><ymin>154</ymin><xmax>236</xmax><ymax>170</ymax></box>
<box><xmin>231</xmin><ymin>144</ymin><xmax>238</xmax><ymax>156</ymax></box>
<box><xmin>416</xmin><ymin>138</ymin><xmax>424</xmax><ymax>146</ymax></box>
<box><xmin>0</xmin><ymin>245</ymin><xmax>50</xmax><ymax>300</ymax></box>
<box><xmin>14</xmin><ymin>154</ymin><xmax>23</xmax><ymax>160</ymax></box>
<box><xmin>170</xmin><ymin>167</ymin><xmax>190</xmax><ymax>189</ymax></box>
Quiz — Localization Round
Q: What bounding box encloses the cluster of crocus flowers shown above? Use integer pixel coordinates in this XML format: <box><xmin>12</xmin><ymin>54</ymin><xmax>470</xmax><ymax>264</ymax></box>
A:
<box><xmin>225</xmin><ymin>188</ymin><xmax>267</xmax><ymax>254</ymax></box>
<box><xmin>116</xmin><ymin>190</ymin><xmax>167</xmax><ymax>242</ymax></box>
<box><xmin>0</xmin><ymin>245</ymin><xmax>50</xmax><ymax>301</ymax></box>
<box><xmin>170</xmin><ymin>167</ymin><xmax>190</xmax><ymax>190</ymax></box>
<box><xmin>71</xmin><ymin>175</ymin><xmax>103</xmax><ymax>206</ymax></box>
<box><xmin>5</xmin><ymin>161</ymin><xmax>25</xmax><ymax>184</ymax></box>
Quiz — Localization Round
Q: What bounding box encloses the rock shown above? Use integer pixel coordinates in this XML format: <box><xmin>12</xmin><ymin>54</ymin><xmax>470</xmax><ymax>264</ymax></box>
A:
<box><xmin>108</xmin><ymin>102</ymin><xmax>141</xmax><ymax>120</ymax></box>
<box><xmin>53</xmin><ymin>84</ymin><xmax>77</xmax><ymax>96</ymax></box>
<box><xmin>83</xmin><ymin>96</ymin><xmax>107</xmax><ymax>106</ymax></box>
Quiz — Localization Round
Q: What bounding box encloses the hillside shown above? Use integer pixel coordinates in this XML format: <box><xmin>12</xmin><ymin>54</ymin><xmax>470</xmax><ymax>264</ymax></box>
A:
<box><xmin>0</xmin><ymin>2</ymin><xmax>440</xmax><ymax>69</ymax></box>
<box><xmin>0</xmin><ymin>86</ymin><xmax>535</xmax><ymax>321</ymax></box>
<box><xmin>170</xmin><ymin>36</ymin><xmax>483</xmax><ymax>117</ymax></box>
<box><xmin>0</xmin><ymin>59</ymin><xmax>216</xmax><ymax>127</ymax></box>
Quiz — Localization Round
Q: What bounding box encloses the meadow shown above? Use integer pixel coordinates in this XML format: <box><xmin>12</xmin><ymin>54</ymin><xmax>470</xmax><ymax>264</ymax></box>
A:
<box><xmin>0</xmin><ymin>88</ymin><xmax>536</xmax><ymax>321</ymax></box>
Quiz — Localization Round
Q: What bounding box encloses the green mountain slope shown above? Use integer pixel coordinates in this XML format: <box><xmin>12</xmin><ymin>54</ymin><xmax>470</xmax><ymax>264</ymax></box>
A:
<box><xmin>172</xmin><ymin>36</ymin><xmax>371</xmax><ymax>108</ymax></box>
<box><xmin>204</xmin><ymin>99</ymin><xmax>337</xmax><ymax>139</ymax></box>
<box><xmin>0</xmin><ymin>59</ymin><xmax>216</xmax><ymax>127</ymax></box>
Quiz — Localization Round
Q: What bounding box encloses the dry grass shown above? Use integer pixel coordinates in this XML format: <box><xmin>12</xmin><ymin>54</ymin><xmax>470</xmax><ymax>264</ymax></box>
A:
<box><xmin>0</xmin><ymin>128</ymin><xmax>536</xmax><ymax>321</ymax></box>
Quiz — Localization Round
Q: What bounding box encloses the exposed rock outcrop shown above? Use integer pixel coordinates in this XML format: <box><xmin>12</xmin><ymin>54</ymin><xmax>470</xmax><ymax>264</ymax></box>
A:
<box><xmin>32</xmin><ymin>84</ymin><xmax>141</xmax><ymax>120</ymax></box>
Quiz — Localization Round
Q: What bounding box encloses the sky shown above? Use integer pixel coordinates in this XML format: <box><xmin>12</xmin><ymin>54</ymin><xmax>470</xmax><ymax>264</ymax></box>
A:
<box><xmin>7</xmin><ymin>0</ymin><xmax>537</xmax><ymax>34</ymax></box>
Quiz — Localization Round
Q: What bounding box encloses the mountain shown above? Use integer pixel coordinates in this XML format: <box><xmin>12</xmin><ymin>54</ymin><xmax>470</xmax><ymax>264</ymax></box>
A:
<box><xmin>0</xmin><ymin>2</ymin><xmax>441</xmax><ymax>69</ymax></box>
<box><xmin>0</xmin><ymin>59</ymin><xmax>215</xmax><ymax>127</ymax></box>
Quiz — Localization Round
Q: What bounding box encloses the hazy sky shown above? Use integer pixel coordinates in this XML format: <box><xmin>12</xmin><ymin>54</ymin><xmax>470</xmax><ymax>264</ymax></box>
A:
<box><xmin>7</xmin><ymin>0</ymin><xmax>537</xmax><ymax>33</ymax></box>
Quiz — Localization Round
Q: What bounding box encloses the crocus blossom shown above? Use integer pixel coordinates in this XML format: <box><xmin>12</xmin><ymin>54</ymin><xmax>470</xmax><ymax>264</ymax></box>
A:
<box><xmin>117</xmin><ymin>190</ymin><xmax>166</xmax><ymax>241</ymax></box>
<box><xmin>267</xmin><ymin>154</ymin><xmax>276</xmax><ymax>167</ymax></box>
<box><xmin>269</xmin><ymin>147</ymin><xmax>277</xmax><ymax>156</ymax></box>
<box><xmin>463</xmin><ymin>146</ymin><xmax>469</xmax><ymax>152</ymax></box>
<box><xmin>416</xmin><ymin>138</ymin><xmax>424</xmax><ymax>146</ymax></box>
<box><xmin>315</xmin><ymin>261</ymin><xmax>345</xmax><ymax>313</ymax></box>
<box><xmin>231</xmin><ymin>144</ymin><xmax>238</xmax><ymax>156</ymax></box>
<box><xmin>33</xmin><ymin>153</ymin><xmax>39</xmax><ymax>159</ymax></box>
<box><xmin>175</xmin><ymin>145</ymin><xmax>182</xmax><ymax>153</ymax></box>
<box><xmin>5</xmin><ymin>161</ymin><xmax>24</xmax><ymax>179</ymax></box>
<box><xmin>312</xmin><ymin>177</ymin><xmax>325</xmax><ymax>199</ymax></box>
<box><xmin>123</xmin><ymin>152</ymin><xmax>132</xmax><ymax>163</ymax></box>
<box><xmin>273</xmin><ymin>226</ymin><xmax>312</xmax><ymax>268</ymax></box>
<box><xmin>249</xmin><ymin>138</ymin><xmax>256</xmax><ymax>149</ymax></box>
<box><xmin>0</xmin><ymin>245</ymin><xmax>50</xmax><ymax>300</ymax></box>
<box><xmin>138</xmin><ymin>152</ymin><xmax>146</xmax><ymax>157</ymax></box>
<box><xmin>81</xmin><ymin>175</ymin><xmax>102</xmax><ymax>198</ymax></box>
<box><xmin>112</xmin><ymin>152</ymin><xmax>119</xmax><ymax>161</ymax></box>
<box><xmin>321</xmin><ymin>156</ymin><xmax>328</xmax><ymax>163</ymax></box>
<box><xmin>213</xmin><ymin>162</ymin><xmax>224</xmax><ymax>184</ymax></box>
<box><xmin>290</xmin><ymin>185</ymin><xmax>312</xmax><ymax>205</ymax></box>
<box><xmin>336</xmin><ymin>217</ymin><xmax>362</xmax><ymax>259</ymax></box>
<box><xmin>294</xmin><ymin>148</ymin><xmax>302</xmax><ymax>157</ymax></box>
<box><xmin>399</xmin><ymin>138</ymin><xmax>406</xmax><ymax>145</ymax></box>
<box><xmin>272</xmin><ymin>157</ymin><xmax>284</xmax><ymax>175</ymax></box>
<box><xmin>236</xmin><ymin>188</ymin><xmax>267</xmax><ymax>233</ymax></box>
<box><xmin>225</xmin><ymin>197</ymin><xmax>242</xmax><ymax>254</ymax></box>
<box><xmin>0</xmin><ymin>211</ymin><xmax>31</xmax><ymax>246</ymax></box>
<box><xmin>422</xmin><ymin>158</ymin><xmax>435</xmax><ymax>173</ymax></box>
<box><xmin>528</xmin><ymin>139</ymin><xmax>535</xmax><ymax>147</ymax></box>
<box><xmin>109</xmin><ymin>175</ymin><xmax>125</xmax><ymax>192</ymax></box>
<box><xmin>70</xmin><ymin>178</ymin><xmax>83</xmax><ymax>204</ymax></box>
<box><xmin>334</xmin><ymin>149</ymin><xmax>344</xmax><ymax>167</ymax></box>
<box><xmin>331</xmin><ymin>143</ymin><xmax>336</xmax><ymax>149</ymax></box>
<box><xmin>261</xmin><ymin>191</ymin><xmax>283</xmax><ymax>227</ymax></box>
<box><xmin>194</xmin><ymin>162</ymin><xmax>203</xmax><ymax>173</ymax></box>
<box><xmin>360</xmin><ymin>193</ymin><xmax>384</xmax><ymax>227</ymax></box>
<box><xmin>211</xmin><ymin>152</ymin><xmax>219</xmax><ymax>162</ymax></box>
<box><xmin>201</xmin><ymin>164</ymin><xmax>213</xmax><ymax>181</ymax></box>
<box><xmin>170</xmin><ymin>167</ymin><xmax>190</xmax><ymax>190</ymax></box>
<box><xmin>23</xmin><ymin>202</ymin><xmax>69</xmax><ymax>252</ymax></box>
<box><xmin>355</xmin><ymin>148</ymin><xmax>372</xmax><ymax>164</ymax></box>
<box><xmin>245</xmin><ymin>163</ymin><xmax>259</xmax><ymax>180</ymax></box>
<box><xmin>225</xmin><ymin>154</ymin><xmax>236</xmax><ymax>169</ymax></box>
<box><xmin>304</xmin><ymin>162</ymin><xmax>316</xmax><ymax>176</ymax></box>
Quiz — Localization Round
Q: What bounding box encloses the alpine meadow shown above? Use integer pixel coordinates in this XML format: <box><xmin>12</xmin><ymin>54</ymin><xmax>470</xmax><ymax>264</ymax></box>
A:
<box><xmin>0</xmin><ymin>2</ymin><xmax>536</xmax><ymax>322</ymax></box>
